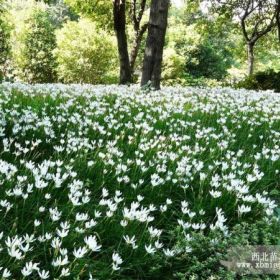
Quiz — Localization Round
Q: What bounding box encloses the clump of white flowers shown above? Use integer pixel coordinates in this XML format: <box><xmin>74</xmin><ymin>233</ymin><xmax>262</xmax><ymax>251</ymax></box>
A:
<box><xmin>0</xmin><ymin>82</ymin><xmax>278</xmax><ymax>278</ymax></box>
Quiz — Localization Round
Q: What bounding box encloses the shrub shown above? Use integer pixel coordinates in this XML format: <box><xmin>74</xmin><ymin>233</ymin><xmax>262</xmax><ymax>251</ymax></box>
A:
<box><xmin>161</xmin><ymin>48</ymin><xmax>186</xmax><ymax>85</ymax></box>
<box><xmin>173</xmin><ymin>218</ymin><xmax>280</xmax><ymax>279</ymax></box>
<box><xmin>236</xmin><ymin>69</ymin><xmax>280</xmax><ymax>92</ymax></box>
<box><xmin>161</xmin><ymin>47</ymin><xmax>224</xmax><ymax>87</ymax></box>
<box><xmin>8</xmin><ymin>1</ymin><xmax>57</xmax><ymax>83</ymax></box>
<box><xmin>54</xmin><ymin>18</ymin><xmax>118</xmax><ymax>84</ymax></box>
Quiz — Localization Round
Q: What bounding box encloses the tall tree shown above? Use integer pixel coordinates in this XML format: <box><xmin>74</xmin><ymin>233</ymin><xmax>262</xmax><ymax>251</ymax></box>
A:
<box><xmin>141</xmin><ymin>0</ymin><xmax>170</xmax><ymax>89</ymax></box>
<box><xmin>113</xmin><ymin>0</ymin><xmax>132</xmax><ymax>84</ymax></box>
<box><xmin>114</xmin><ymin>0</ymin><xmax>149</xmax><ymax>83</ymax></box>
<box><xmin>210</xmin><ymin>0</ymin><xmax>280</xmax><ymax>75</ymax></box>
<box><xmin>129</xmin><ymin>0</ymin><xmax>148</xmax><ymax>73</ymax></box>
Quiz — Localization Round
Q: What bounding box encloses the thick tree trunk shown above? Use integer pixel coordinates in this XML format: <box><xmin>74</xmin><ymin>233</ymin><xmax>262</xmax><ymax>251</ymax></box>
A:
<box><xmin>247</xmin><ymin>43</ymin><xmax>254</xmax><ymax>76</ymax></box>
<box><xmin>130</xmin><ymin>23</ymin><xmax>148</xmax><ymax>73</ymax></box>
<box><xmin>113</xmin><ymin>0</ymin><xmax>132</xmax><ymax>84</ymax></box>
<box><xmin>141</xmin><ymin>0</ymin><xmax>170</xmax><ymax>89</ymax></box>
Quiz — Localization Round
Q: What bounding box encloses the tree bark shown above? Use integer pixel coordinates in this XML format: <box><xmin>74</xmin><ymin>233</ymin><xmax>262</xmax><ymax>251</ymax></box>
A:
<box><xmin>113</xmin><ymin>0</ymin><xmax>132</xmax><ymax>84</ymax></box>
<box><xmin>130</xmin><ymin>23</ymin><xmax>148</xmax><ymax>73</ymax></box>
<box><xmin>141</xmin><ymin>0</ymin><xmax>170</xmax><ymax>89</ymax></box>
<box><xmin>247</xmin><ymin>43</ymin><xmax>254</xmax><ymax>76</ymax></box>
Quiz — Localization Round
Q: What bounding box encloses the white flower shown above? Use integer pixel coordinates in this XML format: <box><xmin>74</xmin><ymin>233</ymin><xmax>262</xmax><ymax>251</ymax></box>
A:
<box><xmin>60</xmin><ymin>267</ymin><xmax>70</xmax><ymax>277</ymax></box>
<box><xmin>2</xmin><ymin>268</ymin><xmax>11</xmax><ymax>278</ymax></box>
<box><xmin>76</xmin><ymin>212</ymin><xmax>89</xmax><ymax>221</ymax></box>
<box><xmin>8</xmin><ymin>246</ymin><xmax>23</xmax><ymax>260</ymax></box>
<box><xmin>163</xmin><ymin>248</ymin><xmax>175</xmax><ymax>257</ymax></box>
<box><xmin>209</xmin><ymin>190</ymin><xmax>222</xmax><ymax>198</ymax></box>
<box><xmin>85</xmin><ymin>219</ymin><xmax>97</xmax><ymax>229</ymax></box>
<box><xmin>120</xmin><ymin>220</ymin><xmax>128</xmax><ymax>227</ymax></box>
<box><xmin>20</xmin><ymin>243</ymin><xmax>32</xmax><ymax>253</ymax></box>
<box><xmin>112</xmin><ymin>252</ymin><xmax>123</xmax><ymax>265</ymax></box>
<box><xmin>34</xmin><ymin>219</ymin><xmax>41</xmax><ymax>227</ymax></box>
<box><xmin>52</xmin><ymin>256</ymin><xmax>69</xmax><ymax>267</ymax></box>
<box><xmin>51</xmin><ymin>237</ymin><xmax>62</xmax><ymax>250</ymax></box>
<box><xmin>38</xmin><ymin>269</ymin><xmax>50</xmax><ymax>279</ymax></box>
<box><xmin>166</xmin><ymin>198</ymin><xmax>172</xmax><ymax>205</ymax></box>
<box><xmin>56</xmin><ymin>228</ymin><xmax>69</xmax><ymax>238</ymax></box>
<box><xmin>73</xmin><ymin>246</ymin><xmax>88</xmax><ymax>258</ymax></box>
<box><xmin>185</xmin><ymin>246</ymin><xmax>192</xmax><ymax>253</ymax></box>
<box><xmin>155</xmin><ymin>240</ymin><xmax>163</xmax><ymax>249</ymax></box>
<box><xmin>84</xmin><ymin>235</ymin><xmax>102</xmax><ymax>252</ymax></box>
<box><xmin>112</xmin><ymin>263</ymin><xmax>120</xmax><ymax>271</ymax></box>
<box><xmin>238</xmin><ymin>204</ymin><xmax>251</xmax><ymax>214</ymax></box>
<box><xmin>148</xmin><ymin>226</ymin><xmax>162</xmax><ymax>238</ymax></box>
<box><xmin>112</xmin><ymin>252</ymin><xmax>123</xmax><ymax>271</ymax></box>
<box><xmin>145</xmin><ymin>244</ymin><xmax>156</xmax><ymax>254</ymax></box>
<box><xmin>123</xmin><ymin>235</ymin><xmax>138</xmax><ymax>249</ymax></box>
<box><xmin>21</xmin><ymin>262</ymin><xmax>39</xmax><ymax>276</ymax></box>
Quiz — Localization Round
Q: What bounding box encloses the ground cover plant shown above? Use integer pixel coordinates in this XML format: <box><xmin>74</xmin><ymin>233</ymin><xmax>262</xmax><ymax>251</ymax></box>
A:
<box><xmin>0</xmin><ymin>83</ymin><xmax>279</xmax><ymax>279</ymax></box>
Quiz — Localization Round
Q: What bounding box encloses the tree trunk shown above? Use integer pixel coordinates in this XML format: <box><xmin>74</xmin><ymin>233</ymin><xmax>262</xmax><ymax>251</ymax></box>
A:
<box><xmin>141</xmin><ymin>0</ymin><xmax>170</xmax><ymax>89</ymax></box>
<box><xmin>130</xmin><ymin>23</ymin><xmax>148</xmax><ymax>73</ymax></box>
<box><xmin>113</xmin><ymin>0</ymin><xmax>132</xmax><ymax>84</ymax></box>
<box><xmin>247</xmin><ymin>43</ymin><xmax>254</xmax><ymax>76</ymax></box>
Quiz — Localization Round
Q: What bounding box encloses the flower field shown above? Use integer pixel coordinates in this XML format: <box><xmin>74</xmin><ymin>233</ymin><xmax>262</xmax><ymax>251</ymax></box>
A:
<box><xmin>0</xmin><ymin>83</ymin><xmax>279</xmax><ymax>279</ymax></box>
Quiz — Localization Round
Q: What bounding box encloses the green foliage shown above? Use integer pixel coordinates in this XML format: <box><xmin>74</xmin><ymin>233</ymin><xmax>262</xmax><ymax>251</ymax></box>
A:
<box><xmin>161</xmin><ymin>47</ymin><xmax>186</xmax><ymax>84</ymax></box>
<box><xmin>47</xmin><ymin>0</ymin><xmax>77</xmax><ymax>27</ymax></box>
<box><xmin>64</xmin><ymin>0</ymin><xmax>112</xmax><ymax>29</ymax></box>
<box><xmin>171</xmin><ymin>219</ymin><xmax>280</xmax><ymax>279</ymax></box>
<box><xmin>185</xmin><ymin>38</ymin><xmax>233</xmax><ymax>80</ymax></box>
<box><xmin>0</xmin><ymin>1</ymin><xmax>10</xmax><ymax>81</ymax></box>
<box><xmin>236</xmin><ymin>70</ymin><xmax>280</xmax><ymax>92</ymax></box>
<box><xmin>35</xmin><ymin>0</ymin><xmax>58</xmax><ymax>4</ymax></box>
<box><xmin>165</xmin><ymin>6</ymin><xmax>235</xmax><ymax>84</ymax></box>
<box><xmin>254</xmin><ymin>33</ymin><xmax>280</xmax><ymax>72</ymax></box>
<box><xmin>54</xmin><ymin>18</ymin><xmax>118</xmax><ymax>84</ymax></box>
<box><xmin>0</xmin><ymin>12</ymin><xmax>9</xmax><ymax>65</ymax></box>
<box><xmin>9</xmin><ymin>2</ymin><xmax>57</xmax><ymax>83</ymax></box>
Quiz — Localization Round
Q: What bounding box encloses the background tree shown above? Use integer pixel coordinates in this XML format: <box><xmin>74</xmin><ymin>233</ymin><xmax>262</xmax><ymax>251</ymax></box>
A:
<box><xmin>210</xmin><ymin>0</ymin><xmax>280</xmax><ymax>75</ymax></box>
<box><xmin>141</xmin><ymin>0</ymin><xmax>170</xmax><ymax>89</ymax></box>
<box><xmin>7</xmin><ymin>1</ymin><xmax>58</xmax><ymax>83</ymax></box>
<box><xmin>129</xmin><ymin>0</ymin><xmax>148</xmax><ymax>73</ymax></box>
<box><xmin>1</xmin><ymin>0</ymin><xmax>280</xmax><ymax>88</ymax></box>
<box><xmin>113</xmin><ymin>0</ymin><xmax>131</xmax><ymax>84</ymax></box>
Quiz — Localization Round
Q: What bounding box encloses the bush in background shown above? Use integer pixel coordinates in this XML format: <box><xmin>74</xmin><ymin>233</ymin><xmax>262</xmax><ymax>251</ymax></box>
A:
<box><xmin>54</xmin><ymin>18</ymin><xmax>118</xmax><ymax>84</ymax></box>
<box><xmin>161</xmin><ymin>48</ymin><xmax>186</xmax><ymax>85</ymax></box>
<box><xmin>184</xmin><ymin>39</ymin><xmax>233</xmax><ymax>81</ymax></box>
<box><xmin>236</xmin><ymin>69</ymin><xmax>280</xmax><ymax>92</ymax></box>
